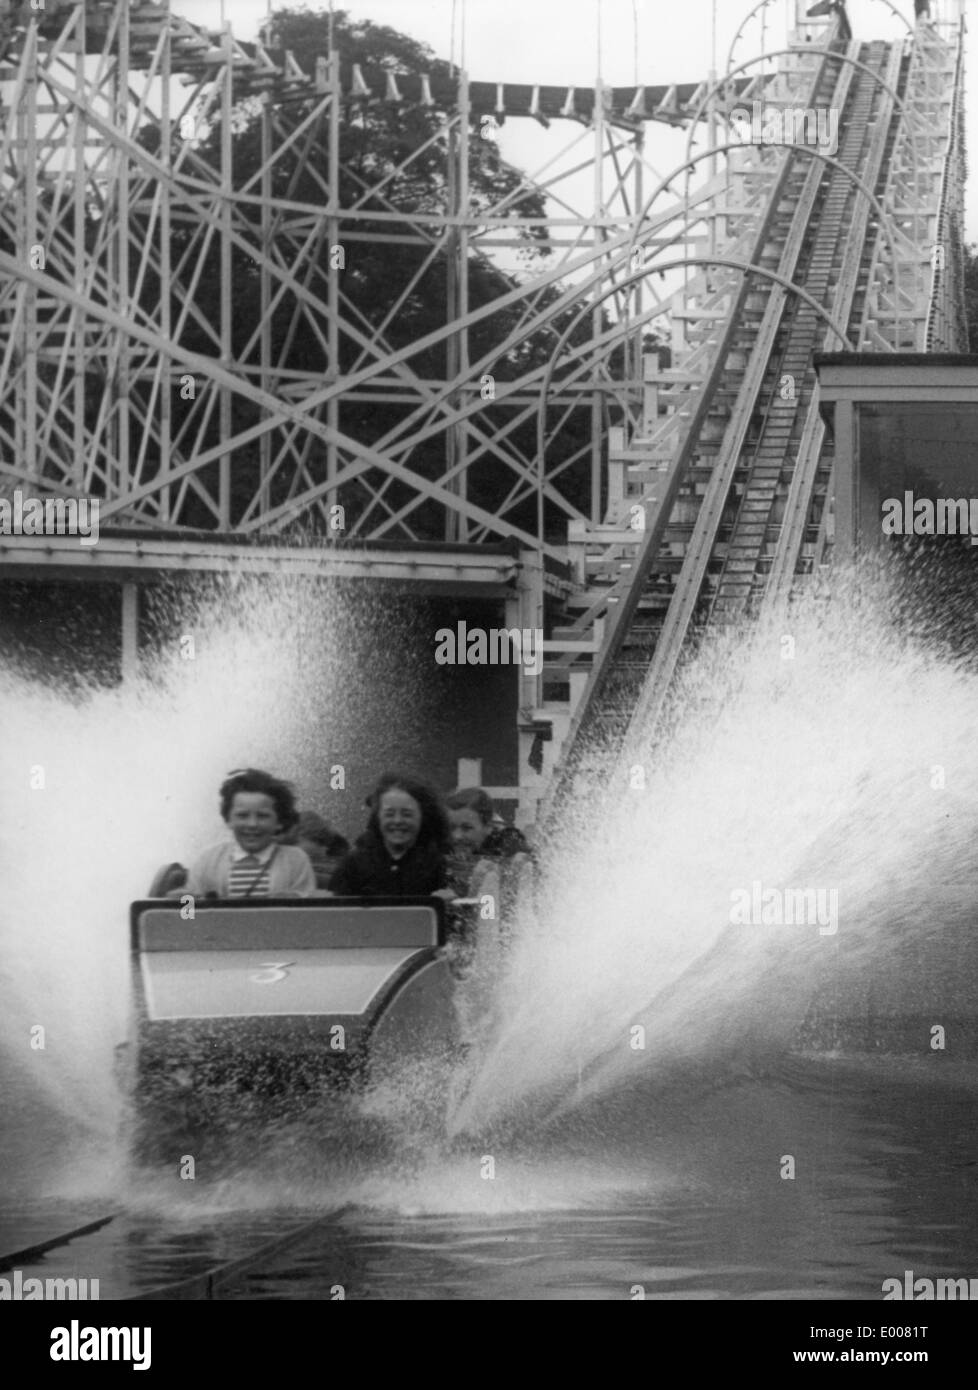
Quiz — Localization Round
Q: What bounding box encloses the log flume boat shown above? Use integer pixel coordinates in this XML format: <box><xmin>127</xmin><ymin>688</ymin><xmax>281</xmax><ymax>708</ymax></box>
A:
<box><xmin>122</xmin><ymin>895</ymin><xmax>458</xmax><ymax>1159</ymax></box>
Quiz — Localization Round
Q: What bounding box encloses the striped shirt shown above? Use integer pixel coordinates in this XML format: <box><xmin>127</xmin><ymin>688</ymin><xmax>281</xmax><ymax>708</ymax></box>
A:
<box><xmin>227</xmin><ymin>843</ymin><xmax>277</xmax><ymax>898</ymax></box>
<box><xmin>184</xmin><ymin>842</ymin><xmax>316</xmax><ymax>898</ymax></box>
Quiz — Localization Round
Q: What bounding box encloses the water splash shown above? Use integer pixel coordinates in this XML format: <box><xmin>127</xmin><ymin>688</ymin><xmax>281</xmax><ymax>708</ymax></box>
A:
<box><xmin>450</xmin><ymin>566</ymin><xmax>978</xmax><ymax>1136</ymax></box>
<box><xmin>4</xmin><ymin>556</ymin><xmax>977</xmax><ymax>1212</ymax></box>
<box><xmin>0</xmin><ymin>574</ymin><xmax>419</xmax><ymax>1195</ymax></box>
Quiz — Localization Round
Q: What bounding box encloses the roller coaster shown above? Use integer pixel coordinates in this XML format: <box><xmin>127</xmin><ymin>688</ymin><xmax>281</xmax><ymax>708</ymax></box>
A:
<box><xmin>0</xmin><ymin>0</ymin><xmax>968</xmax><ymax>824</ymax></box>
<box><xmin>0</xmin><ymin>0</ymin><xmax>970</xmax><ymax>1301</ymax></box>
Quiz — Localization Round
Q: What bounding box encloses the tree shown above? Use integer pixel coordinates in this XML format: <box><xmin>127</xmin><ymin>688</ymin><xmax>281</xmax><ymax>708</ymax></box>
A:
<box><xmin>131</xmin><ymin>6</ymin><xmax>619</xmax><ymax>540</ymax></box>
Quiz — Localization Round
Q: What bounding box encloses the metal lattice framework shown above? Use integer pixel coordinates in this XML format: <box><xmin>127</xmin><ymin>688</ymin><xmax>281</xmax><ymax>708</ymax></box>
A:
<box><xmin>0</xmin><ymin>0</ymin><xmax>765</xmax><ymax>552</ymax></box>
<box><xmin>0</xmin><ymin>0</ymin><xmax>957</xmax><ymax>550</ymax></box>
<box><xmin>0</xmin><ymin>0</ymin><xmax>968</xmax><ymax>816</ymax></box>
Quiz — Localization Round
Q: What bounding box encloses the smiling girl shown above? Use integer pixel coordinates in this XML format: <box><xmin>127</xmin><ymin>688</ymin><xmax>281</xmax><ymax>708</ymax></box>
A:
<box><xmin>328</xmin><ymin>773</ymin><xmax>453</xmax><ymax>899</ymax></box>
<box><xmin>181</xmin><ymin>768</ymin><xmax>316</xmax><ymax>898</ymax></box>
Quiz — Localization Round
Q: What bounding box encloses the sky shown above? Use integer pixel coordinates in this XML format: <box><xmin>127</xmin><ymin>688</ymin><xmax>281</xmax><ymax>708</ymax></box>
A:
<box><xmin>171</xmin><ymin>0</ymin><xmax>977</xmax><ymax>241</ymax></box>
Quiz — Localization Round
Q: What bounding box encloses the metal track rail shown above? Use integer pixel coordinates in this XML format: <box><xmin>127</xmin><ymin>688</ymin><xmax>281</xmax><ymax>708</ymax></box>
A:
<box><xmin>0</xmin><ymin>1205</ymin><xmax>350</xmax><ymax>1300</ymax></box>
<box><xmin>0</xmin><ymin>1212</ymin><xmax>119</xmax><ymax>1274</ymax></box>
<box><xmin>128</xmin><ymin>1210</ymin><xmax>352</xmax><ymax>1301</ymax></box>
<box><xmin>765</xmin><ymin>41</ymin><xmax>906</xmax><ymax>605</ymax></box>
<box><xmin>621</xmin><ymin>40</ymin><xmax>897</xmax><ymax>749</ymax></box>
<box><xmin>924</xmin><ymin>21</ymin><xmax>968</xmax><ymax>350</ymax></box>
<box><xmin>538</xmin><ymin>35</ymin><xmax>853</xmax><ymax>825</ymax></box>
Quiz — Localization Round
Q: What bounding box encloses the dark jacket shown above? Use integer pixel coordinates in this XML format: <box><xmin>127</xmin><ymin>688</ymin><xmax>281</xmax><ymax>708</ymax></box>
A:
<box><xmin>480</xmin><ymin>824</ymin><xmax>532</xmax><ymax>860</ymax></box>
<box><xmin>328</xmin><ymin>833</ymin><xmax>448</xmax><ymax>897</ymax></box>
<box><xmin>446</xmin><ymin>823</ymin><xmax>534</xmax><ymax>900</ymax></box>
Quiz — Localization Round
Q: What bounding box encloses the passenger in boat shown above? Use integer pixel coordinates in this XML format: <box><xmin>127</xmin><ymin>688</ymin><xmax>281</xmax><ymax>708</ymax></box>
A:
<box><xmin>446</xmin><ymin>787</ymin><xmax>532</xmax><ymax>864</ymax></box>
<box><xmin>442</xmin><ymin>789</ymin><xmax>535</xmax><ymax>1045</ymax></box>
<box><xmin>445</xmin><ymin>786</ymin><xmax>534</xmax><ymax>925</ymax></box>
<box><xmin>179</xmin><ymin>768</ymin><xmax>316</xmax><ymax>898</ymax></box>
<box><xmin>281</xmin><ymin>810</ymin><xmax>349</xmax><ymax>891</ymax></box>
<box><xmin>148</xmin><ymin>861</ymin><xmax>188</xmax><ymax>897</ymax></box>
<box><xmin>328</xmin><ymin>773</ymin><xmax>454</xmax><ymax>898</ymax></box>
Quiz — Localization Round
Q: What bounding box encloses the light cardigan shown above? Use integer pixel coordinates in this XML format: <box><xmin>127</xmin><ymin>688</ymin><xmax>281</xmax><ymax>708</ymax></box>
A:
<box><xmin>184</xmin><ymin>841</ymin><xmax>316</xmax><ymax>898</ymax></box>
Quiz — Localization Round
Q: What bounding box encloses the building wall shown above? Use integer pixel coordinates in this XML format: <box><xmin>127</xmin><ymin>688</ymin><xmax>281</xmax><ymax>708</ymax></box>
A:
<box><xmin>0</xmin><ymin>577</ymin><xmax>519</xmax><ymax>843</ymax></box>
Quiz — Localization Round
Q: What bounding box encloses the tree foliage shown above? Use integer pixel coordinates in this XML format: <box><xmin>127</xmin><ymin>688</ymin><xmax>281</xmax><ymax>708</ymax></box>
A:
<box><xmin>131</xmin><ymin>7</ymin><xmax>632</xmax><ymax>538</ymax></box>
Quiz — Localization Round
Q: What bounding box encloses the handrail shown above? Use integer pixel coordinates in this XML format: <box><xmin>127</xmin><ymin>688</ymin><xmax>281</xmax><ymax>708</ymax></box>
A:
<box><xmin>534</xmin><ymin>37</ymin><xmax>854</xmax><ymax>829</ymax></box>
<box><xmin>759</xmin><ymin>40</ymin><xmax>894</xmax><ymax>605</ymax></box>
<box><xmin>761</xmin><ymin>34</ymin><xmax>897</xmax><ymax>601</ymax></box>
<box><xmin>620</xmin><ymin>44</ymin><xmax>895</xmax><ymax>753</ymax></box>
<box><xmin>923</xmin><ymin>18</ymin><xmax>967</xmax><ymax>349</ymax></box>
<box><xmin>533</xmin><ymin>268</ymin><xmax>853</xmax><ymax>832</ymax></box>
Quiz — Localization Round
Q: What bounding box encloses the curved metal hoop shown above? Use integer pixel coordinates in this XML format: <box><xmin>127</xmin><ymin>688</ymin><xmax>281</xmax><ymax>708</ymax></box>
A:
<box><xmin>725</xmin><ymin>0</ymin><xmax>912</xmax><ymax>79</ymax></box>
<box><xmin>535</xmin><ymin>254</ymin><xmax>854</xmax><ymax>539</ymax></box>
<box><xmin>684</xmin><ymin>45</ymin><xmax>923</xmax><ymax>206</ymax></box>
<box><xmin>623</xmin><ymin>140</ymin><xmax>905</xmax><ymax>289</ymax></box>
